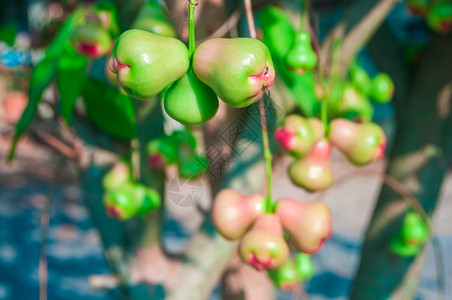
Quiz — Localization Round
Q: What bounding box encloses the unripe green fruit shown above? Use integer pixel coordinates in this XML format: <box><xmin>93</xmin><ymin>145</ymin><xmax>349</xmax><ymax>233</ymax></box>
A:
<box><xmin>102</xmin><ymin>162</ymin><xmax>131</xmax><ymax>191</ymax></box>
<box><xmin>267</xmin><ymin>259</ymin><xmax>299</xmax><ymax>291</ymax></box>
<box><xmin>70</xmin><ymin>21</ymin><xmax>113</xmax><ymax>59</ymax></box>
<box><xmin>274</xmin><ymin>115</ymin><xmax>323</xmax><ymax>158</ymax></box>
<box><xmin>212</xmin><ymin>189</ymin><xmax>264</xmax><ymax>240</ymax></box>
<box><xmin>94</xmin><ymin>3</ymin><xmax>120</xmax><ymax>37</ymax></box>
<box><xmin>288</xmin><ymin>140</ymin><xmax>333</xmax><ymax>192</ymax></box>
<box><xmin>329</xmin><ymin>118</ymin><xmax>386</xmax><ymax>166</ymax></box>
<box><xmin>350</xmin><ymin>66</ymin><xmax>372</xmax><ymax>96</ymax></box>
<box><xmin>109</xmin><ymin>29</ymin><xmax>190</xmax><ymax>99</ymax></box>
<box><xmin>295</xmin><ymin>253</ymin><xmax>315</xmax><ymax>281</ymax></box>
<box><xmin>335</xmin><ymin>84</ymin><xmax>373</xmax><ymax>121</ymax></box>
<box><xmin>172</xmin><ymin>130</ymin><xmax>197</xmax><ymax>149</ymax></box>
<box><xmin>147</xmin><ymin>136</ymin><xmax>179</xmax><ymax>170</ymax></box>
<box><xmin>193</xmin><ymin>38</ymin><xmax>275</xmax><ymax>108</ymax></box>
<box><xmin>131</xmin><ymin>1</ymin><xmax>176</xmax><ymax>37</ymax></box>
<box><xmin>276</xmin><ymin>198</ymin><xmax>332</xmax><ymax>254</ymax></box>
<box><xmin>284</xmin><ymin>31</ymin><xmax>317</xmax><ymax>75</ymax></box>
<box><xmin>406</xmin><ymin>0</ymin><xmax>429</xmax><ymax>16</ymax></box>
<box><xmin>103</xmin><ymin>182</ymin><xmax>160</xmax><ymax>220</ymax></box>
<box><xmin>389</xmin><ymin>235</ymin><xmax>421</xmax><ymax>257</ymax></box>
<box><xmin>239</xmin><ymin>214</ymin><xmax>290</xmax><ymax>270</ymax></box>
<box><xmin>400</xmin><ymin>211</ymin><xmax>429</xmax><ymax>246</ymax></box>
<box><xmin>371</xmin><ymin>73</ymin><xmax>394</xmax><ymax>103</ymax></box>
<box><xmin>164</xmin><ymin>67</ymin><xmax>219</xmax><ymax>125</ymax></box>
<box><xmin>427</xmin><ymin>1</ymin><xmax>452</xmax><ymax>34</ymax></box>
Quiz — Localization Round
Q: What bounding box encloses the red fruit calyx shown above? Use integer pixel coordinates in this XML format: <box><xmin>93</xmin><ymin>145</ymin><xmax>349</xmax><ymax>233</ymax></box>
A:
<box><xmin>274</xmin><ymin>128</ymin><xmax>296</xmax><ymax>150</ymax></box>
<box><xmin>148</xmin><ymin>154</ymin><xmax>166</xmax><ymax>170</ymax></box>
<box><xmin>249</xmin><ymin>254</ymin><xmax>273</xmax><ymax>271</ymax></box>
<box><xmin>106</xmin><ymin>205</ymin><xmax>123</xmax><ymax>218</ymax></box>
<box><xmin>77</xmin><ymin>42</ymin><xmax>101</xmax><ymax>57</ymax></box>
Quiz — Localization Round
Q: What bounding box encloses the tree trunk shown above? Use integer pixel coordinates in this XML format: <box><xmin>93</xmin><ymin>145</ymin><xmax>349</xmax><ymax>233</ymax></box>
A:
<box><xmin>350</xmin><ymin>33</ymin><xmax>452</xmax><ymax>299</ymax></box>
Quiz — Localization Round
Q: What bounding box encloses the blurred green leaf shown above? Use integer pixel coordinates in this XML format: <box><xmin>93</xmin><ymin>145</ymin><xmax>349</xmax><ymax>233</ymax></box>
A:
<box><xmin>57</xmin><ymin>44</ymin><xmax>88</xmax><ymax>124</ymax></box>
<box><xmin>259</xmin><ymin>6</ymin><xmax>319</xmax><ymax>117</ymax></box>
<box><xmin>7</xmin><ymin>9</ymin><xmax>84</xmax><ymax>161</ymax></box>
<box><xmin>0</xmin><ymin>22</ymin><xmax>18</xmax><ymax>46</ymax></box>
<box><xmin>82</xmin><ymin>78</ymin><xmax>136</xmax><ymax>140</ymax></box>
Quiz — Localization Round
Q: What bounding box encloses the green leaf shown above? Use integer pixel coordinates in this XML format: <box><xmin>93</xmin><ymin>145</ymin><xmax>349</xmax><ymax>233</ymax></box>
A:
<box><xmin>57</xmin><ymin>44</ymin><xmax>88</xmax><ymax>124</ymax></box>
<box><xmin>82</xmin><ymin>78</ymin><xmax>136</xmax><ymax>140</ymax></box>
<box><xmin>258</xmin><ymin>6</ymin><xmax>319</xmax><ymax>117</ymax></box>
<box><xmin>7</xmin><ymin>9</ymin><xmax>85</xmax><ymax>161</ymax></box>
<box><xmin>0</xmin><ymin>22</ymin><xmax>19</xmax><ymax>46</ymax></box>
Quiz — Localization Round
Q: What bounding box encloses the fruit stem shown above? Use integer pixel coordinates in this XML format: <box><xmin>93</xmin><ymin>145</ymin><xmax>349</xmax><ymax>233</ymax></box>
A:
<box><xmin>244</xmin><ymin>0</ymin><xmax>273</xmax><ymax>213</ymax></box>
<box><xmin>301</xmin><ymin>0</ymin><xmax>309</xmax><ymax>31</ymax></box>
<box><xmin>188</xmin><ymin>1</ymin><xmax>198</xmax><ymax>58</ymax></box>
<box><xmin>259</xmin><ymin>98</ymin><xmax>274</xmax><ymax>214</ymax></box>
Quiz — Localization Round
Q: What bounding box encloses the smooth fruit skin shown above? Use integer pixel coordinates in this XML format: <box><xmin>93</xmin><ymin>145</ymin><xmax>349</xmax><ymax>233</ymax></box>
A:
<box><xmin>103</xmin><ymin>183</ymin><xmax>140</xmax><ymax>220</ymax></box>
<box><xmin>276</xmin><ymin>198</ymin><xmax>332</xmax><ymax>254</ymax></box>
<box><xmin>193</xmin><ymin>38</ymin><xmax>275</xmax><ymax>108</ymax></box>
<box><xmin>335</xmin><ymin>84</ymin><xmax>373</xmax><ymax>122</ymax></box>
<box><xmin>329</xmin><ymin>118</ymin><xmax>386</xmax><ymax>166</ymax></box>
<box><xmin>350</xmin><ymin>66</ymin><xmax>372</xmax><ymax>96</ymax></box>
<box><xmin>288</xmin><ymin>140</ymin><xmax>334</xmax><ymax>192</ymax></box>
<box><xmin>284</xmin><ymin>31</ymin><xmax>317</xmax><ymax>75</ymax></box>
<box><xmin>131</xmin><ymin>1</ymin><xmax>176</xmax><ymax>37</ymax></box>
<box><xmin>295</xmin><ymin>253</ymin><xmax>315</xmax><ymax>281</ymax></box>
<box><xmin>239</xmin><ymin>214</ymin><xmax>290</xmax><ymax>271</ymax></box>
<box><xmin>400</xmin><ymin>211</ymin><xmax>429</xmax><ymax>246</ymax></box>
<box><xmin>110</xmin><ymin>29</ymin><xmax>190</xmax><ymax>99</ymax></box>
<box><xmin>371</xmin><ymin>73</ymin><xmax>394</xmax><ymax>103</ymax></box>
<box><xmin>164</xmin><ymin>67</ymin><xmax>219</xmax><ymax>125</ymax></box>
<box><xmin>102</xmin><ymin>162</ymin><xmax>131</xmax><ymax>191</ymax></box>
<box><xmin>267</xmin><ymin>259</ymin><xmax>299</xmax><ymax>291</ymax></box>
<box><xmin>70</xmin><ymin>22</ymin><xmax>113</xmax><ymax>59</ymax></box>
<box><xmin>427</xmin><ymin>2</ymin><xmax>452</xmax><ymax>34</ymax></box>
<box><xmin>147</xmin><ymin>136</ymin><xmax>179</xmax><ymax>170</ymax></box>
<box><xmin>212</xmin><ymin>189</ymin><xmax>264</xmax><ymax>240</ymax></box>
<box><xmin>274</xmin><ymin>114</ymin><xmax>319</xmax><ymax>158</ymax></box>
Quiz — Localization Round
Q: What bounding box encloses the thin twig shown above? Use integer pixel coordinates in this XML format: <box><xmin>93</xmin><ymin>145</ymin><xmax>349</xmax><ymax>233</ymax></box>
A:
<box><xmin>34</xmin><ymin>131</ymin><xmax>78</xmax><ymax>159</ymax></box>
<box><xmin>201</xmin><ymin>5</ymin><xmax>243</xmax><ymax>42</ymax></box>
<box><xmin>39</xmin><ymin>157</ymin><xmax>65</xmax><ymax>300</ymax></box>
<box><xmin>244</xmin><ymin>0</ymin><xmax>257</xmax><ymax>38</ymax></box>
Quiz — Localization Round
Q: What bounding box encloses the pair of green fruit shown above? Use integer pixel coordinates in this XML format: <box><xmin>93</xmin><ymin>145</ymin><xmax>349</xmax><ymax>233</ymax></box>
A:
<box><xmin>268</xmin><ymin>253</ymin><xmax>314</xmax><ymax>291</ymax></box>
<box><xmin>389</xmin><ymin>211</ymin><xmax>429</xmax><ymax>257</ymax></box>
<box><xmin>407</xmin><ymin>0</ymin><xmax>452</xmax><ymax>34</ymax></box>
<box><xmin>147</xmin><ymin>130</ymin><xmax>208</xmax><ymax>179</ymax></box>
<box><xmin>350</xmin><ymin>66</ymin><xmax>394</xmax><ymax>104</ymax></box>
<box><xmin>275</xmin><ymin>115</ymin><xmax>386</xmax><ymax>192</ymax></box>
<box><xmin>102</xmin><ymin>162</ymin><xmax>161</xmax><ymax>220</ymax></box>
<box><xmin>70</xmin><ymin>3</ymin><xmax>119</xmax><ymax>59</ymax></box>
<box><xmin>109</xmin><ymin>29</ymin><xmax>275</xmax><ymax>125</ymax></box>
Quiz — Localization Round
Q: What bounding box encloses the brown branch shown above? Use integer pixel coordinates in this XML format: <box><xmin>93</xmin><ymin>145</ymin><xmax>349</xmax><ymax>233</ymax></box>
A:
<box><xmin>34</xmin><ymin>131</ymin><xmax>78</xmax><ymax>159</ymax></box>
<box><xmin>338</xmin><ymin>0</ymin><xmax>399</xmax><ymax>74</ymax></box>
<box><xmin>200</xmin><ymin>5</ymin><xmax>243</xmax><ymax>42</ymax></box>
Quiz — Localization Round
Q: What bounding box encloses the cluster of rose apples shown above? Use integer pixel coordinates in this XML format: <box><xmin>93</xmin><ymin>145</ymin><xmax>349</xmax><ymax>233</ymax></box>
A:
<box><xmin>106</xmin><ymin>29</ymin><xmax>275</xmax><ymax>125</ymax></box>
<box><xmin>102</xmin><ymin>162</ymin><xmax>161</xmax><ymax>220</ymax></box>
<box><xmin>146</xmin><ymin>129</ymin><xmax>208</xmax><ymax>179</ymax></box>
<box><xmin>406</xmin><ymin>0</ymin><xmax>452</xmax><ymax>34</ymax></box>
<box><xmin>275</xmin><ymin>115</ymin><xmax>387</xmax><ymax>192</ymax></box>
<box><xmin>317</xmin><ymin>64</ymin><xmax>394</xmax><ymax>123</ymax></box>
<box><xmin>212</xmin><ymin>189</ymin><xmax>332</xmax><ymax>270</ymax></box>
